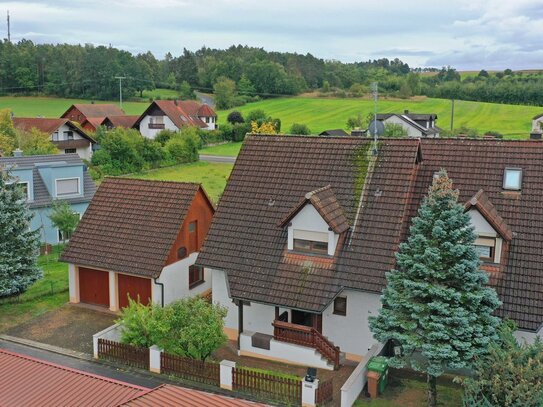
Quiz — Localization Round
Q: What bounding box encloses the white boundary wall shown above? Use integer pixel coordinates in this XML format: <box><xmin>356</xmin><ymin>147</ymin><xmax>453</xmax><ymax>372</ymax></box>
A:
<box><xmin>340</xmin><ymin>342</ymin><xmax>385</xmax><ymax>407</ymax></box>
<box><xmin>92</xmin><ymin>323</ymin><xmax>123</xmax><ymax>358</ymax></box>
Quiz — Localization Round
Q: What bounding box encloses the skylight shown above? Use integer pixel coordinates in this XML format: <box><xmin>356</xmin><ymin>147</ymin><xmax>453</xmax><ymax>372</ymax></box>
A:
<box><xmin>503</xmin><ymin>168</ymin><xmax>522</xmax><ymax>190</ymax></box>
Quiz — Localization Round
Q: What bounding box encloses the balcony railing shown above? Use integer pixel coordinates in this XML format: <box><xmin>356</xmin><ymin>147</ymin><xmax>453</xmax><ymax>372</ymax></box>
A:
<box><xmin>272</xmin><ymin>320</ymin><xmax>340</xmax><ymax>369</ymax></box>
<box><xmin>148</xmin><ymin>123</ymin><xmax>165</xmax><ymax>129</ymax></box>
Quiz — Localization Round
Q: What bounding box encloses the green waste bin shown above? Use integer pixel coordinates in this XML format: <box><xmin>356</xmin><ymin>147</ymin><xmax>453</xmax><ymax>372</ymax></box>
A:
<box><xmin>367</xmin><ymin>356</ymin><xmax>389</xmax><ymax>394</ymax></box>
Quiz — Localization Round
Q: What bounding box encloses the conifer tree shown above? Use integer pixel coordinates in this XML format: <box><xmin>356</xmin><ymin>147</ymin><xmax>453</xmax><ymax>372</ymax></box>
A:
<box><xmin>369</xmin><ymin>170</ymin><xmax>501</xmax><ymax>407</ymax></box>
<box><xmin>0</xmin><ymin>170</ymin><xmax>42</xmax><ymax>297</ymax></box>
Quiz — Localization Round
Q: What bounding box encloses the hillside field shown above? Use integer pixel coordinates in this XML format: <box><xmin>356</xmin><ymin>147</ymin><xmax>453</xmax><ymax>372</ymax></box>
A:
<box><xmin>218</xmin><ymin>97</ymin><xmax>543</xmax><ymax>138</ymax></box>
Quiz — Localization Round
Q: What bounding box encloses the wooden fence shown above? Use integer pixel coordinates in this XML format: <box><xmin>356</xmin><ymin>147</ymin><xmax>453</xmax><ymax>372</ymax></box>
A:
<box><xmin>233</xmin><ymin>367</ymin><xmax>301</xmax><ymax>405</ymax></box>
<box><xmin>97</xmin><ymin>338</ymin><xmax>149</xmax><ymax>370</ymax></box>
<box><xmin>161</xmin><ymin>352</ymin><xmax>220</xmax><ymax>386</ymax></box>
<box><xmin>316</xmin><ymin>378</ymin><xmax>334</xmax><ymax>406</ymax></box>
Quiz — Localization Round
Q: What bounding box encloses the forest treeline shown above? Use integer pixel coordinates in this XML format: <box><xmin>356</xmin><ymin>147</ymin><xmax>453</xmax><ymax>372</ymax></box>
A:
<box><xmin>1</xmin><ymin>39</ymin><xmax>543</xmax><ymax>106</ymax></box>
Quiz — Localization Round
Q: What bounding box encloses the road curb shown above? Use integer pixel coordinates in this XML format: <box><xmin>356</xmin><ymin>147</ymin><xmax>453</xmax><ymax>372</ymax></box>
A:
<box><xmin>0</xmin><ymin>334</ymin><xmax>94</xmax><ymax>361</ymax></box>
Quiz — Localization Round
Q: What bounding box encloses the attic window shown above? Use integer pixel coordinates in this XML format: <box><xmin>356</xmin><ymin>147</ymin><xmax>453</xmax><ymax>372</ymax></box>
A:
<box><xmin>293</xmin><ymin>239</ymin><xmax>328</xmax><ymax>255</ymax></box>
<box><xmin>475</xmin><ymin>237</ymin><xmax>496</xmax><ymax>262</ymax></box>
<box><xmin>503</xmin><ymin>168</ymin><xmax>522</xmax><ymax>190</ymax></box>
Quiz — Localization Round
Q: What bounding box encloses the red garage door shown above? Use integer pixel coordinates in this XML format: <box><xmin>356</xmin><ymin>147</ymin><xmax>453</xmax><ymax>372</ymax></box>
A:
<box><xmin>79</xmin><ymin>267</ymin><xmax>109</xmax><ymax>307</ymax></box>
<box><xmin>118</xmin><ymin>274</ymin><xmax>152</xmax><ymax>309</ymax></box>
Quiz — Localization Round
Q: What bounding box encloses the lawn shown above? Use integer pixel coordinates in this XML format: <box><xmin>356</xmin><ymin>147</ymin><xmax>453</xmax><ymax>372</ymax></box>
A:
<box><xmin>0</xmin><ymin>246</ymin><xmax>68</xmax><ymax>332</ymax></box>
<box><xmin>217</xmin><ymin>96</ymin><xmax>543</xmax><ymax>138</ymax></box>
<box><xmin>355</xmin><ymin>369</ymin><xmax>462</xmax><ymax>407</ymax></box>
<box><xmin>0</xmin><ymin>96</ymin><xmax>148</xmax><ymax>117</ymax></box>
<box><xmin>141</xmin><ymin>88</ymin><xmax>181</xmax><ymax>100</ymax></box>
<box><xmin>200</xmin><ymin>142</ymin><xmax>243</xmax><ymax>157</ymax></box>
<box><xmin>131</xmin><ymin>161</ymin><xmax>233</xmax><ymax>202</ymax></box>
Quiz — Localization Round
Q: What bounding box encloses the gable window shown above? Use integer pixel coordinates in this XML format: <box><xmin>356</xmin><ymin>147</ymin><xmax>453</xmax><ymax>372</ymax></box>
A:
<box><xmin>189</xmin><ymin>265</ymin><xmax>204</xmax><ymax>288</ymax></box>
<box><xmin>64</xmin><ymin>148</ymin><xmax>77</xmax><ymax>154</ymax></box>
<box><xmin>475</xmin><ymin>237</ymin><xmax>496</xmax><ymax>262</ymax></box>
<box><xmin>177</xmin><ymin>246</ymin><xmax>187</xmax><ymax>260</ymax></box>
<box><xmin>63</xmin><ymin>131</ymin><xmax>74</xmax><ymax>140</ymax></box>
<box><xmin>52</xmin><ymin>131</ymin><xmax>59</xmax><ymax>141</ymax></box>
<box><xmin>56</xmin><ymin>178</ymin><xmax>79</xmax><ymax>196</ymax></box>
<box><xmin>503</xmin><ymin>168</ymin><xmax>522</xmax><ymax>190</ymax></box>
<box><xmin>333</xmin><ymin>297</ymin><xmax>347</xmax><ymax>316</ymax></box>
<box><xmin>293</xmin><ymin>238</ymin><xmax>328</xmax><ymax>255</ymax></box>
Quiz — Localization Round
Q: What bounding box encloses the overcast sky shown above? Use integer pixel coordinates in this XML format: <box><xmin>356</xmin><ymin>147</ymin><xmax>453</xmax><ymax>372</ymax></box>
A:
<box><xmin>1</xmin><ymin>0</ymin><xmax>542</xmax><ymax>70</ymax></box>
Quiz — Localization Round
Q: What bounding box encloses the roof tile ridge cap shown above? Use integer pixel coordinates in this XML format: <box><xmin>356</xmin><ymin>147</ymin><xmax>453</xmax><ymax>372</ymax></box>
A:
<box><xmin>467</xmin><ymin>188</ymin><xmax>485</xmax><ymax>207</ymax></box>
<box><xmin>305</xmin><ymin>184</ymin><xmax>332</xmax><ymax>199</ymax></box>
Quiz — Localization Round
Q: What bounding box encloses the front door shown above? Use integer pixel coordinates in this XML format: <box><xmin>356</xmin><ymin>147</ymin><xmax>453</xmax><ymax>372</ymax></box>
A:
<box><xmin>291</xmin><ymin>311</ymin><xmax>322</xmax><ymax>333</ymax></box>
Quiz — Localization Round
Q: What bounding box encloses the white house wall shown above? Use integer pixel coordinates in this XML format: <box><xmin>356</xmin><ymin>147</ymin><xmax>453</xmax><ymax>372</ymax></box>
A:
<box><xmin>383</xmin><ymin>116</ymin><xmax>424</xmax><ymax>138</ymax></box>
<box><xmin>468</xmin><ymin>209</ymin><xmax>497</xmax><ymax>236</ymax></box>
<box><xmin>139</xmin><ymin>114</ymin><xmax>178</xmax><ymax>139</ymax></box>
<box><xmin>211</xmin><ymin>268</ymin><xmax>239</xmax><ymax>339</ymax></box>
<box><xmin>322</xmin><ymin>289</ymin><xmax>381</xmax><ymax>360</ymax></box>
<box><xmin>153</xmin><ymin>252</ymin><xmax>210</xmax><ymax>305</ymax></box>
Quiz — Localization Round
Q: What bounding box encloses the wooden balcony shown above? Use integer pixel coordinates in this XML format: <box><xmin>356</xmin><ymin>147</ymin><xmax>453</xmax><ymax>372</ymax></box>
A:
<box><xmin>148</xmin><ymin>123</ymin><xmax>165</xmax><ymax>129</ymax></box>
<box><xmin>272</xmin><ymin>320</ymin><xmax>340</xmax><ymax>369</ymax></box>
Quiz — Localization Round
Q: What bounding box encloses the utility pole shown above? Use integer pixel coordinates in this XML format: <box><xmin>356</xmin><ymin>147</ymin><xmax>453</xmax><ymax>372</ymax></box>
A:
<box><xmin>450</xmin><ymin>99</ymin><xmax>455</xmax><ymax>131</ymax></box>
<box><xmin>7</xmin><ymin>10</ymin><xmax>10</xmax><ymax>42</ymax></box>
<box><xmin>115</xmin><ymin>76</ymin><xmax>126</xmax><ymax>109</ymax></box>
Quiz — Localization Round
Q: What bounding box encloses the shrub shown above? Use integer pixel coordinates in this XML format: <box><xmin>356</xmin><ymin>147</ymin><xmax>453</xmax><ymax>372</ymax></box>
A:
<box><xmin>165</xmin><ymin>128</ymin><xmax>199</xmax><ymax>163</ymax></box>
<box><xmin>227</xmin><ymin>111</ymin><xmax>244</xmax><ymax>124</ymax></box>
<box><xmin>232</xmin><ymin>122</ymin><xmax>251</xmax><ymax>142</ymax></box>
<box><xmin>218</xmin><ymin>123</ymin><xmax>234</xmax><ymax>141</ymax></box>
<box><xmin>289</xmin><ymin>123</ymin><xmax>311</xmax><ymax>135</ymax></box>
<box><xmin>245</xmin><ymin>109</ymin><xmax>268</xmax><ymax>124</ymax></box>
<box><xmin>118</xmin><ymin>297</ymin><xmax>227</xmax><ymax>360</ymax></box>
<box><xmin>155</xmin><ymin>129</ymin><xmax>176</xmax><ymax>146</ymax></box>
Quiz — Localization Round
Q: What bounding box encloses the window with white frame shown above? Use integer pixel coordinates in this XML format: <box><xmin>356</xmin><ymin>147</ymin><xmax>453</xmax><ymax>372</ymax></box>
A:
<box><xmin>503</xmin><ymin>168</ymin><xmax>522</xmax><ymax>190</ymax></box>
<box><xmin>56</xmin><ymin>178</ymin><xmax>79</xmax><ymax>196</ymax></box>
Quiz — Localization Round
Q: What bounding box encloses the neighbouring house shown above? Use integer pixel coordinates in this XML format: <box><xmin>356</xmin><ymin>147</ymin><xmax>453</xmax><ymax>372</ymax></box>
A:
<box><xmin>61</xmin><ymin>178</ymin><xmax>215</xmax><ymax>312</ymax></box>
<box><xmin>376</xmin><ymin>110</ymin><xmax>440</xmax><ymax>137</ymax></box>
<box><xmin>135</xmin><ymin>100</ymin><xmax>217</xmax><ymax>139</ymax></box>
<box><xmin>0</xmin><ymin>349</ymin><xmax>262</xmax><ymax>407</ymax></box>
<box><xmin>532</xmin><ymin>113</ymin><xmax>543</xmax><ymax>131</ymax></box>
<box><xmin>197</xmin><ymin>135</ymin><xmax>543</xmax><ymax>371</ymax></box>
<box><xmin>83</xmin><ymin>115</ymin><xmax>140</xmax><ymax>133</ymax></box>
<box><xmin>60</xmin><ymin>103</ymin><xmax>125</xmax><ymax>129</ymax></box>
<box><xmin>12</xmin><ymin>117</ymin><xmax>96</xmax><ymax>160</ymax></box>
<box><xmin>0</xmin><ymin>152</ymin><xmax>96</xmax><ymax>244</ymax></box>
<box><xmin>319</xmin><ymin>129</ymin><xmax>349</xmax><ymax>137</ymax></box>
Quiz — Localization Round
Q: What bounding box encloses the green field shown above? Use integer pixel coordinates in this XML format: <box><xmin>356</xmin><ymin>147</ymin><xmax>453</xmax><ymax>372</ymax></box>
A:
<box><xmin>200</xmin><ymin>142</ymin><xmax>243</xmax><ymax>156</ymax></box>
<box><xmin>218</xmin><ymin>96</ymin><xmax>543</xmax><ymax>137</ymax></box>
<box><xmin>131</xmin><ymin>161</ymin><xmax>233</xmax><ymax>202</ymax></box>
<box><xmin>0</xmin><ymin>96</ymin><xmax>148</xmax><ymax>117</ymax></box>
<box><xmin>141</xmin><ymin>88</ymin><xmax>181</xmax><ymax>100</ymax></box>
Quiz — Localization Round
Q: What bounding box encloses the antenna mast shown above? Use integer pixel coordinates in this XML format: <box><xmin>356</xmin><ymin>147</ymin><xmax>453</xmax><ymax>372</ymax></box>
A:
<box><xmin>371</xmin><ymin>82</ymin><xmax>379</xmax><ymax>155</ymax></box>
<box><xmin>7</xmin><ymin>10</ymin><xmax>10</xmax><ymax>42</ymax></box>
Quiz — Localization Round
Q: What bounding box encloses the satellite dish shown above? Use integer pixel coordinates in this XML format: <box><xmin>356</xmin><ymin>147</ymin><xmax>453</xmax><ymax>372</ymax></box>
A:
<box><xmin>368</xmin><ymin>120</ymin><xmax>385</xmax><ymax>137</ymax></box>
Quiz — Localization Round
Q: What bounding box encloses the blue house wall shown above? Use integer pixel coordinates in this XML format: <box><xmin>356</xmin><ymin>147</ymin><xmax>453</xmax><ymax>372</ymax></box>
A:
<box><xmin>30</xmin><ymin>202</ymin><xmax>89</xmax><ymax>244</ymax></box>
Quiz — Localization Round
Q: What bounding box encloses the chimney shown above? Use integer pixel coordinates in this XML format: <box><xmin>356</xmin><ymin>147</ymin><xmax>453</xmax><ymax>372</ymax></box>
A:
<box><xmin>174</xmin><ymin>99</ymin><xmax>178</xmax><ymax>106</ymax></box>
<box><xmin>13</xmin><ymin>148</ymin><xmax>23</xmax><ymax>157</ymax></box>
<box><xmin>404</xmin><ymin>109</ymin><xmax>409</xmax><ymax>115</ymax></box>
<box><xmin>530</xmin><ymin>131</ymin><xmax>542</xmax><ymax>140</ymax></box>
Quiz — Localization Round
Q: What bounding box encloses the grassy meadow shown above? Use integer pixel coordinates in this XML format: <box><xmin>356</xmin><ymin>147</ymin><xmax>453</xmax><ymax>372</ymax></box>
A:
<box><xmin>200</xmin><ymin>142</ymin><xmax>243</xmax><ymax>156</ymax></box>
<box><xmin>218</xmin><ymin>96</ymin><xmax>543</xmax><ymax>138</ymax></box>
<box><xmin>130</xmin><ymin>161</ymin><xmax>233</xmax><ymax>203</ymax></box>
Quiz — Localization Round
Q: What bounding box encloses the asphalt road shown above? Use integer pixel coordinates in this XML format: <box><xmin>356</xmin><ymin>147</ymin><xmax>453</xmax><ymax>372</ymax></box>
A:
<box><xmin>199</xmin><ymin>154</ymin><xmax>236</xmax><ymax>164</ymax></box>
<box><xmin>0</xmin><ymin>339</ymin><xmax>168</xmax><ymax>389</ymax></box>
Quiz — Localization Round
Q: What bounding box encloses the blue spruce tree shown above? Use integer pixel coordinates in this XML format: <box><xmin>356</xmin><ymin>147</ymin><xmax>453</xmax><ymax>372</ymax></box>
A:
<box><xmin>0</xmin><ymin>170</ymin><xmax>42</xmax><ymax>297</ymax></box>
<box><xmin>369</xmin><ymin>170</ymin><xmax>501</xmax><ymax>407</ymax></box>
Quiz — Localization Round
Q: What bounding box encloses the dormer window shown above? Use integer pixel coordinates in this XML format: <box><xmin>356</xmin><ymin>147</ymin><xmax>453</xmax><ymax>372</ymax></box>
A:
<box><xmin>474</xmin><ymin>237</ymin><xmax>496</xmax><ymax>262</ymax></box>
<box><xmin>56</xmin><ymin>177</ymin><xmax>80</xmax><ymax>196</ymax></box>
<box><xmin>293</xmin><ymin>238</ymin><xmax>328</xmax><ymax>255</ymax></box>
<box><xmin>503</xmin><ymin>168</ymin><xmax>522</xmax><ymax>190</ymax></box>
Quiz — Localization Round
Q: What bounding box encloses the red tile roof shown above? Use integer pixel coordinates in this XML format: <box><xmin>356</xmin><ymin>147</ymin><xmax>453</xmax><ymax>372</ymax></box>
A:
<box><xmin>0</xmin><ymin>349</ymin><xmax>145</xmax><ymax>407</ymax></box>
<box><xmin>465</xmin><ymin>189</ymin><xmax>513</xmax><ymax>241</ymax></box>
<box><xmin>61</xmin><ymin>178</ymin><xmax>211</xmax><ymax>278</ymax></box>
<box><xmin>11</xmin><ymin>117</ymin><xmax>95</xmax><ymax>142</ymax></box>
<box><xmin>199</xmin><ymin>135</ymin><xmax>543</xmax><ymax>332</ymax></box>
<box><xmin>120</xmin><ymin>384</ymin><xmax>266</xmax><ymax>407</ymax></box>
<box><xmin>107</xmin><ymin>115</ymin><xmax>140</xmax><ymax>129</ymax></box>
<box><xmin>62</xmin><ymin>103</ymin><xmax>125</xmax><ymax>119</ymax></box>
<box><xmin>136</xmin><ymin>100</ymin><xmax>216</xmax><ymax>130</ymax></box>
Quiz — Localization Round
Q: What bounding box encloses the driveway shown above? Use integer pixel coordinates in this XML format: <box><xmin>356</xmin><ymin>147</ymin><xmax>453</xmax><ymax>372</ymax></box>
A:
<box><xmin>6</xmin><ymin>304</ymin><xmax>116</xmax><ymax>354</ymax></box>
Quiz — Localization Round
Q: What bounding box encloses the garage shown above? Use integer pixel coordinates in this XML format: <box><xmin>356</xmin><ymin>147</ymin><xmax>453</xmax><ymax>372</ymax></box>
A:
<box><xmin>79</xmin><ymin>267</ymin><xmax>109</xmax><ymax>307</ymax></box>
<box><xmin>118</xmin><ymin>273</ymin><xmax>152</xmax><ymax>309</ymax></box>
